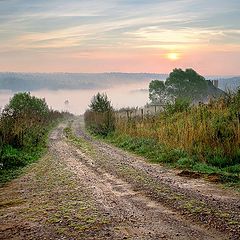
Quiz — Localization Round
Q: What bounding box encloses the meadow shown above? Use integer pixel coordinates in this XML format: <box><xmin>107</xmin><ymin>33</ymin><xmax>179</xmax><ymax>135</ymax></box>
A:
<box><xmin>85</xmin><ymin>90</ymin><xmax>240</xmax><ymax>185</ymax></box>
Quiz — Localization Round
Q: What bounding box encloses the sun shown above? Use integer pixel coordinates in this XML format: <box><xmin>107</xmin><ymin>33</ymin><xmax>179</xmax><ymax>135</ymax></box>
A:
<box><xmin>167</xmin><ymin>52</ymin><xmax>180</xmax><ymax>61</ymax></box>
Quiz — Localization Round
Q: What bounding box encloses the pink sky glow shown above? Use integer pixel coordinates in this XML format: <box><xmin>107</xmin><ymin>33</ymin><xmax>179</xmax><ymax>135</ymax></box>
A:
<box><xmin>0</xmin><ymin>0</ymin><xmax>240</xmax><ymax>75</ymax></box>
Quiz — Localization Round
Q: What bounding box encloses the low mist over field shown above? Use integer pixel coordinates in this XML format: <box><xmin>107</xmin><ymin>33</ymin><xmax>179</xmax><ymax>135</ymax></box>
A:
<box><xmin>0</xmin><ymin>72</ymin><xmax>239</xmax><ymax>114</ymax></box>
<box><xmin>0</xmin><ymin>72</ymin><xmax>166</xmax><ymax>114</ymax></box>
<box><xmin>1</xmin><ymin>0</ymin><xmax>239</xmax><ymax>113</ymax></box>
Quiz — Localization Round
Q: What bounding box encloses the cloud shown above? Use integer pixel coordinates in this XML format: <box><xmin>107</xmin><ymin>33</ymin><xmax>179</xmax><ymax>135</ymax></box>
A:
<box><xmin>0</xmin><ymin>0</ymin><xmax>239</xmax><ymax>73</ymax></box>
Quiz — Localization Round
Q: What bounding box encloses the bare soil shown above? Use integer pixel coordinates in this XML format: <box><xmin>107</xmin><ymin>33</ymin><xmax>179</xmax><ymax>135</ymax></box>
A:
<box><xmin>0</xmin><ymin>118</ymin><xmax>239</xmax><ymax>239</ymax></box>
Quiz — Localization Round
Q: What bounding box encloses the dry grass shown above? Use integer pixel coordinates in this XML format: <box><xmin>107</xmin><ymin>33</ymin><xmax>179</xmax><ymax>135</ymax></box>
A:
<box><xmin>114</xmin><ymin>93</ymin><xmax>240</xmax><ymax>166</ymax></box>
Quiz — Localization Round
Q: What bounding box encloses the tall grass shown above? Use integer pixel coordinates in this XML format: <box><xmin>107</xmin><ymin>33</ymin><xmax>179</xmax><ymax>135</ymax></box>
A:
<box><xmin>112</xmin><ymin>90</ymin><xmax>240</xmax><ymax>175</ymax></box>
<box><xmin>84</xmin><ymin>110</ymin><xmax>115</xmax><ymax>136</ymax></box>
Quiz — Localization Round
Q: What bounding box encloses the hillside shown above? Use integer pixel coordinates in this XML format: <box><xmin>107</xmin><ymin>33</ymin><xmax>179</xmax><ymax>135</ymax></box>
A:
<box><xmin>0</xmin><ymin>72</ymin><xmax>167</xmax><ymax>91</ymax></box>
<box><xmin>218</xmin><ymin>77</ymin><xmax>240</xmax><ymax>91</ymax></box>
<box><xmin>0</xmin><ymin>72</ymin><xmax>238</xmax><ymax>93</ymax></box>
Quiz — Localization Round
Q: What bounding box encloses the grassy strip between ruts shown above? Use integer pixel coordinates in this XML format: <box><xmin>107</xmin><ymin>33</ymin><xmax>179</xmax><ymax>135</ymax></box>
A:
<box><xmin>102</xmin><ymin>133</ymin><xmax>240</xmax><ymax>190</ymax></box>
<box><xmin>63</xmin><ymin>126</ymin><xmax>94</xmax><ymax>155</ymax></box>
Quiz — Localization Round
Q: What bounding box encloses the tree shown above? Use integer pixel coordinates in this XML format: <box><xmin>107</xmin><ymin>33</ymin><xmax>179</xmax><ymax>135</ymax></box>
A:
<box><xmin>149</xmin><ymin>80</ymin><xmax>167</xmax><ymax>104</ymax></box>
<box><xmin>165</xmin><ymin>68</ymin><xmax>208</xmax><ymax>101</ymax></box>
<box><xmin>85</xmin><ymin>93</ymin><xmax>115</xmax><ymax>135</ymax></box>
<box><xmin>89</xmin><ymin>93</ymin><xmax>112</xmax><ymax>112</ymax></box>
<box><xmin>149</xmin><ymin>68</ymin><xmax>209</xmax><ymax>105</ymax></box>
<box><xmin>7</xmin><ymin>92</ymin><xmax>49</xmax><ymax>116</ymax></box>
<box><xmin>1</xmin><ymin>92</ymin><xmax>49</xmax><ymax>147</ymax></box>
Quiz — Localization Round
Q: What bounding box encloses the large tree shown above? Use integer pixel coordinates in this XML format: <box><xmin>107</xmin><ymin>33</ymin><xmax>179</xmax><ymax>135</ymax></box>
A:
<box><xmin>149</xmin><ymin>80</ymin><xmax>170</xmax><ymax>105</ymax></box>
<box><xmin>149</xmin><ymin>68</ymin><xmax>209</xmax><ymax>104</ymax></box>
<box><xmin>166</xmin><ymin>68</ymin><xmax>208</xmax><ymax>100</ymax></box>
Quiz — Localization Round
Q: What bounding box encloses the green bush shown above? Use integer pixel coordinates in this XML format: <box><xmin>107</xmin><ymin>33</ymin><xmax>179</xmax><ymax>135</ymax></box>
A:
<box><xmin>157</xmin><ymin>149</ymin><xmax>187</xmax><ymax>163</ymax></box>
<box><xmin>84</xmin><ymin>93</ymin><xmax>115</xmax><ymax>136</ymax></box>
<box><xmin>165</xmin><ymin>98</ymin><xmax>190</xmax><ymax>115</ymax></box>
<box><xmin>192</xmin><ymin>163</ymin><xmax>220</xmax><ymax>174</ymax></box>
<box><xmin>207</xmin><ymin>155</ymin><xmax>229</xmax><ymax>168</ymax></box>
<box><xmin>223</xmin><ymin>164</ymin><xmax>240</xmax><ymax>174</ymax></box>
<box><xmin>1</xmin><ymin>145</ymin><xmax>26</xmax><ymax>169</ymax></box>
<box><xmin>0</xmin><ymin>92</ymin><xmax>68</xmax><ymax>184</ymax></box>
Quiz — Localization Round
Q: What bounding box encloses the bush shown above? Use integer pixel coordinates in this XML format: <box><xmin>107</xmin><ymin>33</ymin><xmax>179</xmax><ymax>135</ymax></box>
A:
<box><xmin>164</xmin><ymin>98</ymin><xmax>190</xmax><ymax>115</ymax></box>
<box><xmin>84</xmin><ymin>110</ymin><xmax>115</xmax><ymax>136</ymax></box>
<box><xmin>158</xmin><ymin>149</ymin><xmax>187</xmax><ymax>163</ymax></box>
<box><xmin>207</xmin><ymin>155</ymin><xmax>229</xmax><ymax>168</ymax></box>
<box><xmin>0</xmin><ymin>92</ymin><xmax>68</xmax><ymax>183</ymax></box>
<box><xmin>223</xmin><ymin>165</ymin><xmax>240</xmax><ymax>174</ymax></box>
<box><xmin>85</xmin><ymin>93</ymin><xmax>115</xmax><ymax>136</ymax></box>
<box><xmin>1</xmin><ymin>145</ymin><xmax>26</xmax><ymax>169</ymax></box>
<box><xmin>0</xmin><ymin>92</ymin><xmax>50</xmax><ymax>148</ymax></box>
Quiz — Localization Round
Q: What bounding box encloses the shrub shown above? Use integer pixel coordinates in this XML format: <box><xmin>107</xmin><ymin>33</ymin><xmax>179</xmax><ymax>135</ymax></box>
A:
<box><xmin>0</xmin><ymin>92</ymin><xmax>68</xmax><ymax>181</ymax></box>
<box><xmin>164</xmin><ymin>98</ymin><xmax>190</xmax><ymax>115</ymax></box>
<box><xmin>85</xmin><ymin>93</ymin><xmax>115</xmax><ymax>136</ymax></box>
<box><xmin>207</xmin><ymin>155</ymin><xmax>229</xmax><ymax>168</ymax></box>
<box><xmin>0</xmin><ymin>92</ymin><xmax>50</xmax><ymax>148</ymax></box>
<box><xmin>1</xmin><ymin>145</ymin><xmax>26</xmax><ymax>169</ymax></box>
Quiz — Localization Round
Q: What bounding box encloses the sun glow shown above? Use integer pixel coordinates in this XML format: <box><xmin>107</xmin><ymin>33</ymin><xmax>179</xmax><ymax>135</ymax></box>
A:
<box><xmin>167</xmin><ymin>52</ymin><xmax>180</xmax><ymax>60</ymax></box>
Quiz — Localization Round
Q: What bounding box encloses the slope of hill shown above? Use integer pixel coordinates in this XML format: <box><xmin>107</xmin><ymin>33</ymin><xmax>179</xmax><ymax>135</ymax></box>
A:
<box><xmin>0</xmin><ymin>72</ymin><xmax>168</xmax><ymax>91</ymax></box>
<box><xmin>0</xmin><ymin>72</ymin><xmax>238</xmax><ymax>94</ymax></box>
<box><xmin>218</xmin><ymin>77</ymin><xmax>240</xmax><ymax>91</ymax></box>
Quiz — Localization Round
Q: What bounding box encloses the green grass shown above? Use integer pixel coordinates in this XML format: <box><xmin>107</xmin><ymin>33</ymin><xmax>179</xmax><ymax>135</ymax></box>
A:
<box><xmin>63</xmin><ymin>127</ymin><xmax>94</xmax><ymax>154</ymax></box>
<box><xmin>0</xmin><ymin>123</ymin><xmax>56</xmax><ymax>186</ymax></box>
<box><xmin>0</xmin><ymin>168</ymin><xmax>25</xmax><ymax>186</ymax></box>
<box><xmin>0</xmin><ymin>145</ymin><xmax>47</xmax><ymax>186</ymax></box>
<box><xmin>104</xmin><ymin>133</ymin><xmax>240</xmax><ymax>186</ymax></box>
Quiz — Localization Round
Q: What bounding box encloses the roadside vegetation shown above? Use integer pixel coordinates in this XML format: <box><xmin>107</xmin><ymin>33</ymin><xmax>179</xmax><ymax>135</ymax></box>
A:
<box><xmin>0</xmin><ymin>92</ymin><xmax>69</xmax><ymax>185</ymax></box>
<box><xmin>108</xmin><ymin>92</ymin><xmax>240</xmax><ymax>184</ymax></box>
<box><xmin>84</xmin><ymin>93</ymin><xmax>115</xmax><ymax>136</ymax></box>
<box><xmin>85</xmin><ymin>69</ymin><xmax>240</xmax><ymax>186</ymax></box>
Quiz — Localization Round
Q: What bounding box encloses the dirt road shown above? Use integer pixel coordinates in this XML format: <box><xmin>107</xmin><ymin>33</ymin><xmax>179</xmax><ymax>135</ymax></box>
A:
<box><xmin>1</xmin><ymin>118</ymin><xmax>239</xmax><ymax>239</ymax></box>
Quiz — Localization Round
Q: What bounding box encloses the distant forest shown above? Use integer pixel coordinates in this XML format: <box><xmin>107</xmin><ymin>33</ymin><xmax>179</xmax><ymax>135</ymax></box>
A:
<box><xmin>0</xmin><ymin>72</ymin><xmax>239</xmax><ymax>92</ymax></box>
<box><xmin>0</xmin><ymin>72</ymin><xmax>167</xmax><ymax>91</ymax></box>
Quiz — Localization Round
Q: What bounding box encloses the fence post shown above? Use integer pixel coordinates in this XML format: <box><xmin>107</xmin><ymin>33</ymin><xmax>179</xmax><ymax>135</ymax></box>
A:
<box><xmin>141</xmin><ymin>109</ymin><xmax>144</xmax><ymax>121</ymax></box>
<box><xmin>127</xmin><ymin>110</ymin><xmax>129</xmax><ymax>121</ymax></box>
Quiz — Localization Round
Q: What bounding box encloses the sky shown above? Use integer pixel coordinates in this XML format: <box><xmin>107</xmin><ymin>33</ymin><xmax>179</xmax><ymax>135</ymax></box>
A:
<box><xmin>0</xmin><ymin>0</ymin><xmax>240</xmax><ymax>75</ymax></box>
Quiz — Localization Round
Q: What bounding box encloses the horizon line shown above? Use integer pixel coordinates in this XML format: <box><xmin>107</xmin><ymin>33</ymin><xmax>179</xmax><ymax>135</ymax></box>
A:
<box><xmin>0</xmin><ymin>71</ymin><xmax>239</xmax><ymax>78</ymax></box>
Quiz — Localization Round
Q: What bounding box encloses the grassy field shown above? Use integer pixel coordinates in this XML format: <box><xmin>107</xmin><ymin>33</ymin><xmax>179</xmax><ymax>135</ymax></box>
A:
<box><xmin>100</xmin><ymin>91</ymin><xmax>240</xmax><ymax>186</ymax></box>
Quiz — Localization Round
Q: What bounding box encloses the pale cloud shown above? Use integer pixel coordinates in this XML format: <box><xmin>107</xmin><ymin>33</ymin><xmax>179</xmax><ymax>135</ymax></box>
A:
<box><xmin>0</xmin><ymin>0</ymin><xmax>239</xmax><ymax>74</ymax></box>
<box><xmin>128</xmin><ymin>27</ymin><xmax>240</xmax><ymax>47</ymax></box>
